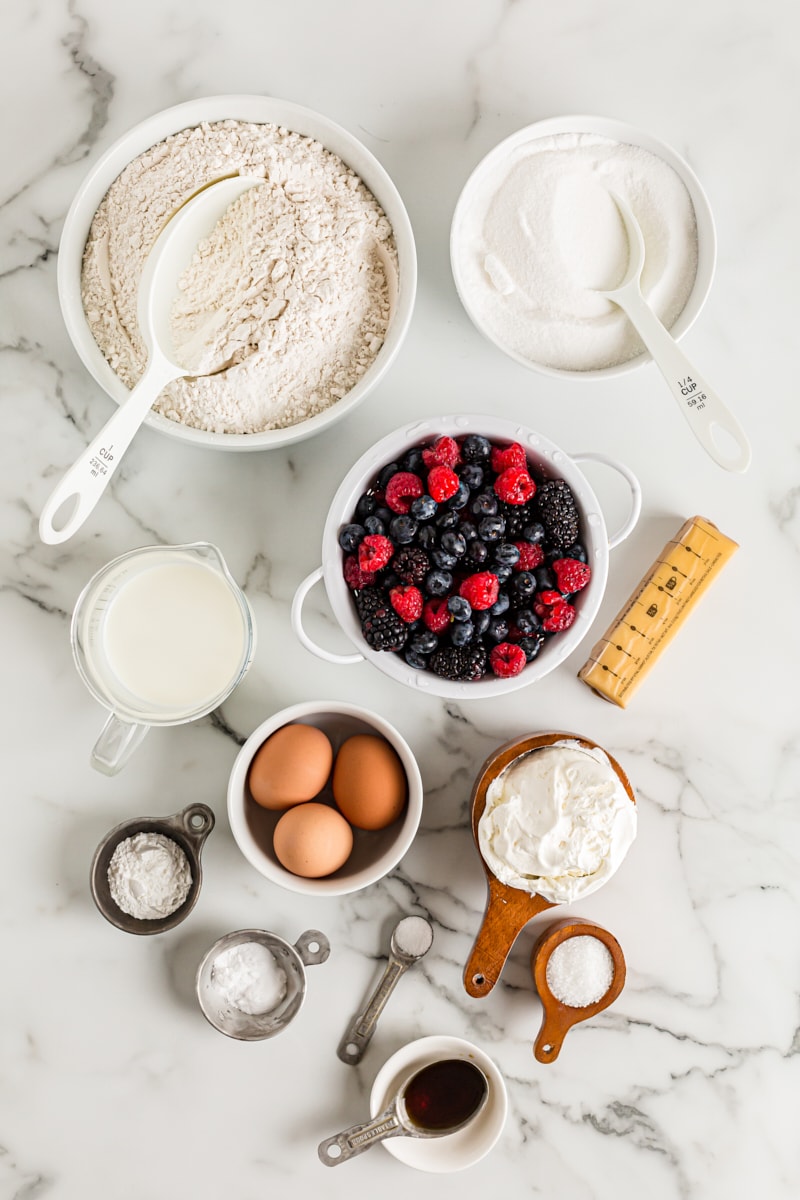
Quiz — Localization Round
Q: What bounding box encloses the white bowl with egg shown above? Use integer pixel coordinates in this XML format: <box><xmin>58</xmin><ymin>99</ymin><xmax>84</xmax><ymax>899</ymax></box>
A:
<box><xmin>57</xmin><ymin>94</ymin><xmax>417</xmax><ymax>449</ymax></box>
<box><xmin>450</xmin><ymin>115</ymin><xmax>716</xmax><ymax>379</ymax></box>
<box><xmin>227</xmin><ymin>701</ymin><xmax>423</xmax><ymax>896</ymax></box>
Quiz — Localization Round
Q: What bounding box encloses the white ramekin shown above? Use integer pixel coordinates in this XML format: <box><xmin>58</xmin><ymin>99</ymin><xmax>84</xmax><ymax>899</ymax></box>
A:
<box><xmin>57</xmin><ymin>94</ymin><xmax>417</xmax><ymax>451</ymax></box>
<box><xmin>450</xmin><ymin>115</ymin><xmax>716</xmax><ymax>381</ymax></box>
<box><xmin>291</xmin><ymin>414</ymin><xmax>641</xmax><ymax>700</ymax></box>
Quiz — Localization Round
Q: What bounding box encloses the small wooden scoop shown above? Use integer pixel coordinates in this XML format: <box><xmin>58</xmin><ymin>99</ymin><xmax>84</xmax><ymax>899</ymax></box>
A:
<box><xmin>462</xmin><ymin>731</ymin><xmax>635</xmax><ymax>998</ymax></box>
<box><xmin>531</xmin><ymin>918</ymin><xmax>626</xmax><ymax>1063</ymax></box>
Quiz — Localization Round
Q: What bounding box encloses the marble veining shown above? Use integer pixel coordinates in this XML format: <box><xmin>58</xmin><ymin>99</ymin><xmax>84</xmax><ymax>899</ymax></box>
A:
<box><xmin>1</xmin><ymin>0</ymin><xmax>798</xmax><ymax>1196</ymax></box>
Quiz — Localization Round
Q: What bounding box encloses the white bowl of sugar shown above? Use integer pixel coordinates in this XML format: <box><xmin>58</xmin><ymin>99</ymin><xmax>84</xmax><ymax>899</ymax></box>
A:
<box><xmin>57</xmin><ymin>95</ymin><xmax>417</xmax><ymax>450</ymax></box>
<box><xmin>450</xmin><ymin>115</ymin><xmax>716</xmax><ymax>380</ymax></box>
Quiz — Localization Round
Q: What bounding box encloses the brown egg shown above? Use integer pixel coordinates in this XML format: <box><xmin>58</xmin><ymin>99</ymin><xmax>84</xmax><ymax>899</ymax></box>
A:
<box><xmin>248</xmin><ymin>723</ymin><xmax>333</xmax><ymax>811</ymax></box>
<box><xmin>272</xmin><ymin>803</ymin><xmax>354</xmax><ymax>878</ymax></box>
<box><xmin>333</xmin><ymin>734</ymin><xmax>408</xmax><ymax>830</ymax></box>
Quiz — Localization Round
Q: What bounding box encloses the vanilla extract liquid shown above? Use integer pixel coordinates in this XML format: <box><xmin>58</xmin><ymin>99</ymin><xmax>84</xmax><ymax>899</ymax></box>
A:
<box><xmin>402</xmin><ymin>1059</ymin><xmax>487</xmax><ymax>1131</ymax></box>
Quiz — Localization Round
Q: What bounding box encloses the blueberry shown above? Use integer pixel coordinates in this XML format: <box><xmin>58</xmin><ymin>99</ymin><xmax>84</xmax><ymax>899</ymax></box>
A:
<box><xmin>374</xmin><ymin>506</ymin><xmax>393</xmax><ymax>526</ymax></box>
<box><xmin>404</xmin><ymin>648</ymin><xmax>429</xmax><ymax>670</ymax></box>
<box><xmin>364</xmin><ymin>515</ymin><xmax>386</xmax><ymax>535</ymax></box>
<box><xmin>356</xmin><ymin>492</ymin><xmax>377</xmax><ymax>521</ymax></box>
<box><xmin>471</xmin><ymin>491</ymin><xmax>498</xmax><ymax>517</ymax></box>
<box><xmin>401</xmin><ymin>448</ymin><xmax>424</xmax><ymax>473</ymax></box>
<box><xmin>534</xmin><ymin>566</ymin><xmax>557</xmax><ymax>590</ymax></box>
<box><xmin>565</xmin><ymin>542</ymin><xmax>588</xmax><ymax>563</ymax></box>
<box><xmin>338</xmin><ymin>523</ymin><xmax>365</xmax><ymax>553</ymax></box>
<box><xmin>446</xmin><ymin>481</ymin><xmax>471</xmax><ymax>510</ymax></box>
<box><xmin>467</xmin><ymin>539</ymin><xmax>489</xmax><ymax>565</ymax></box>
<box><xmin>435</xmin><ymin>509</ymin><xmax>460</xmax><ymax>531</ymax></box>
<box><xmin>478</xmin><ymin>515</ymin><xmax>505</xmax><ymax>543</ymax></box>
<box><xmin>389</xmin><ymin>515</ymin><xmax>418</xmax><ymax>544</ymax></box>
<box><xmin>448</xmin><ymin>595</ymin><xmax>472</xmax><ymax>622</ymax></box>
<box><xmin>426</xmin><ymin>569</ymin><xmax>453</xmax><ymax>596</ymax></box>
<box><xmin>441</xmin><ymin>531</ymin><xmax>467</xmax><ymax>557</ymax></box>
<box><xmin>519</xmin><ymin>633</ymin><xmax>545</xmax><ymax>661</ymax></box>
<box><xmin>431</xmin><ymin>548</ymin><xmax>458</xmax><ymax>570</ymax></box>
<box><xmin>417</xmin><ymin>526</ymin><xmax>438</xmax><ymax>550</ymax></box>
<box><xmin>459</xmin><ymin>520</ymin><xmax>479</xmax><ymax>542</ymax></box>
<box><xmin>473</xmin><ymin>610</ymin><xmax>491</xmax><ymax>636</ymax></box>
<box><xmin>512</xmin><ymin>571</ymin><xmax>536</xmax><ymax>599</ymax></box>
<box><xmin>451</xmin><ymin>621</ymin><xmax>475</xmax><ymax>646</ymax></box>
<box><xmin>377</xmin><ymin>462</ymin><xmax>400</xmax><ymax>490</ymax></box>
<box><xmin>494</xmin><ymin>564</ymin><xmax>513</xmax><ymax>582</ymax></box>
<box><xmin>383</xmin><ymin>571</ymin><xmax>401</xmax><ymax>590</ymax></box>
<box><xmin>410</xmin><ymin>495</ymin><xmax>437</xmax><ymax>521</ymax></box>
<box><xmin>514</xmin><ymin>609</ymin><xmax>542</xmax><ymax>635</ymax></box>
<box><xmin>486</xmin><ymin>617</ymin><xmax>509</xmax><ymax>643</ymax></box>
<box><xmin>461</xmin><ymin>434</ymin><xmax>492</xmax><ymax>462</ymax></box>
<box><xmin>490</xmin><ymin>591</ymin><xmax>510</xmax><ymax>616</ymax></box>
<box><xmin>523</xmin><ymin>522</ymin><xmax>546</xmax><ymax>544</ymax></box>
<box><xmin>411</xmin><ymin>630</ymin><xmax>439</xmax><ymax>655</ymax></box>
<box><xmin>459</xmin><ymin>463</ymin><xmax>484</xmax><ymax>490</ymax></box>
<box><xmin>493</xmin><ymin>541</ymin><xmax>521</xmax><ymax>567</ymax></box>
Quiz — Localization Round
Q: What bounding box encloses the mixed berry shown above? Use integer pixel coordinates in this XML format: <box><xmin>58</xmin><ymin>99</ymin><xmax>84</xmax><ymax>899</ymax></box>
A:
<box><xmin>338</xmin><ymin>434</ymin><xmax>592</xmax><ymax>682</ymax></box>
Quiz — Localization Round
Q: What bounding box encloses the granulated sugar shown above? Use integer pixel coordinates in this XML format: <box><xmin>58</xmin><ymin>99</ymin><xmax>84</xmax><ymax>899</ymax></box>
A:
<box><xmin>545</xmin><ymin>935</ymin><xmax>614</xmax><ymax>1008</ymax></box>
<box><xmin>81</xmin><ymin>120</ymin><xmax>397</xmax><ymax>435</ymax></box>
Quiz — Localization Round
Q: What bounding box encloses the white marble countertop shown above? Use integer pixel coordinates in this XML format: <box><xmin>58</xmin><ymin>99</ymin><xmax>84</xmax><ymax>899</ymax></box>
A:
<box><xmin>2</xmin><ymin>1</ymin><xmax>798</xmax><ymax>1196</ymax></box>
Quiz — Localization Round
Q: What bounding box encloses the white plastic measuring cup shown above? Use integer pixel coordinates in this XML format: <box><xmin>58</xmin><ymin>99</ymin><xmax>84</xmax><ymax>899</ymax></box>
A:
<box><xmin>70</xmin><ymin>542</ymin><xmax>255</xmax><ymax>775</ymax></box>
<box><xmin>39</xmin><ymin>175</ymin><xmax>264</xmax><ymax>545</ymax></box>
<box><xmin>599</xmin><ymin>190</ymin><xmax>751</xmax><ymax>473</ymax></box>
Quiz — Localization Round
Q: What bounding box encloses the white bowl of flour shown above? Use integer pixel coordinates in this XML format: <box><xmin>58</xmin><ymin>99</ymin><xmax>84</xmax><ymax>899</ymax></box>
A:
<box><xmin>450</xmin><ymin>115</ymin><xmax>715</xmax><ymax>379</ymax></box>
<box><xmin>58</xmin><ymin>95</ymin><xmax>417</xmax><ymax>449</ymax></box>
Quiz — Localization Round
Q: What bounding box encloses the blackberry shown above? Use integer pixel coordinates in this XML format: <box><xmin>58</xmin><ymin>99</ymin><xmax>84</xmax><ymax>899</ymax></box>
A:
<box><xmin>535</xmin><ymin>480</ymin><xmax>580</xmax><ymax>550</ymax></box>
<box><xmin>499</xmin><ymin>501</ymin><xmax>533</xmax><ymax>539</ymax></box>
<box><xmin>430</xmin><ymin>644</ymin><xmax>487</xmax><ymax>681</ymax></box>
<box><xmin>355</xmin><ymin>587</ymin><xmax>389</xmax><ymax>620</ymax></box>
<box><xmin>393</xmin><ymin>547</ymin><xmax>430</xmax><ymax>586</ymax></box>
<box><xmin>361</xmin><ymin>603</ymin><xmax>409</xmax><ymax>652</ymax></box>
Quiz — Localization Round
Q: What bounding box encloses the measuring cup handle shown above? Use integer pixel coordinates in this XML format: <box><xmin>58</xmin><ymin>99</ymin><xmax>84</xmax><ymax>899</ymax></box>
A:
<box><xmin>291</xmin><ymin>567</ymin><xmax>364</xmax><ymax>666</ymax></box>
<box><xmin>570</xmin><ymin>453</ymin><xmax>642</xmax><ymax>550</ymax></box>
<box><xmin>90</xmin><ymin>713</ymin><xmax>149</xmax><ymax>776</ymax></box>
<box><xmin>337</xmin><ymin>957</ymin><xmax>407</xmax><ymax>1065</ymax></box>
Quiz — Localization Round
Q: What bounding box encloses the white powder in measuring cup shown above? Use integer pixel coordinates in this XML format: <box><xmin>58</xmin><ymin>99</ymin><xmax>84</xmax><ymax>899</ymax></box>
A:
<box><xmin>455</xmin><ymin>132</ymin><xmax>698</xmax><ymax>371</ymax></box>
<box><xmin>81</xmin><ymin>121</ymin><xmax>397</xmax><ymax>434</ymax></box>
<box><xmin>107</xmin><ymin>831</ymin><xmax>192</xmax><ymax>920</ymax></box>
<box><xmin>211</xmin><ymin>941</ymin><xmax>288</xmax><ymax>1016</ymax></box>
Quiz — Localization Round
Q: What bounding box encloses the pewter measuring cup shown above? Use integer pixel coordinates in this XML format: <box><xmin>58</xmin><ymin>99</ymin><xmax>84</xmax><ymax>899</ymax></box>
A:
<box><xmin>337</xmin><ymin>916</ymin><xmax>434</xmax><ymax>1064</ymax></box>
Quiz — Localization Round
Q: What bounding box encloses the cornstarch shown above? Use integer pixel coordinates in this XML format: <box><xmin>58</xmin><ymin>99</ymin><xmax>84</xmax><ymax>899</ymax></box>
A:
<box><xmin>107</xmin><ymin>831</ymin><xmax>192</xmax><ymax>920</ymax></box>
<box><xmin>81</xmin><ymin>120</ymin><xmax>397</xmax><ymax>435</ymax></box>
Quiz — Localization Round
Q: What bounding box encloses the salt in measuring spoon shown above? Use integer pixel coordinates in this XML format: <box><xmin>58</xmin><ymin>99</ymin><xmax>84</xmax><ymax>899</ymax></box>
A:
<box><xmin>39</xmin><ymin>174</ymin><xmax>263</xmax><ymax>545</ymax></box>
<box><xmin>337</xmin><ymin>915</ymin><xmax>434</xmax><ymax>1064</ymax></box>
<box><xmin>598</xmin><ymin>189</ymin><xmax>751</xmax><ymax>474</ymax></box>
<box><xmin>318</xmin><ymin>1058</ymin><xmax>488</xmax><ymax>1166</ymax></box>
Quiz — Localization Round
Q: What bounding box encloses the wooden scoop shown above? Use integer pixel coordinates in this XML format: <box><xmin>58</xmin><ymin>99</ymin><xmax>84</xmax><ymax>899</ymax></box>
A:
<box><xmin>531</xmin><ymin>918</ymin><xmax>626</xmax><ymax>1063</ymax></box>
<box><xmin>462</xmin><ymin>731</ymin><xmax>635</xmax><ymax>998</ymax></box>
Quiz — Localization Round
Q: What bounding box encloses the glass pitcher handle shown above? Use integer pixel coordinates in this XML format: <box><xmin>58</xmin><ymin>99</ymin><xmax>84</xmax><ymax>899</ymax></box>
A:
<box><xmin>91</xmin><ymin>713</ymin><xmax>149</xmax><ymax>776</ymax></box>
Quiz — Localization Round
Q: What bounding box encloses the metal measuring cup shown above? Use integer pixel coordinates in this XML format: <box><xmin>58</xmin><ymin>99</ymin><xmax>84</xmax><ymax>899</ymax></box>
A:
<box><xmin>90</xmin><ymin>802</ymin><xmax>215</xmax><ymax>935</ymax></box>
<box><xmin>196</xmin><ymin>928</ymin><xmax>330</xmax><ymax>1041</ymax></box>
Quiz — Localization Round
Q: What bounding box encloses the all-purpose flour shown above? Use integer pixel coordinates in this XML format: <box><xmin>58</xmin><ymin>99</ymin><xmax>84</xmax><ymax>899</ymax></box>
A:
<box><xmin>81</xmin><ymin>121</ymin><xmax>397</xmax><ymax>434</ymax></box>
<box><xmin>455</xmin><ymin>132</ymin><xmax>699</xmax><ymax>372</ymax></box>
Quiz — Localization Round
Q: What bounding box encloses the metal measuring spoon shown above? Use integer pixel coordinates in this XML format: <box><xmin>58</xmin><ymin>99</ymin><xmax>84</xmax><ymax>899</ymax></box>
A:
<box><xmin>337</xmin><ymin>916</ymin><xmax>434</xmax><ymax>1064</ymax></box>
<box><xmin>318</xmin><ymin>1057</ymin><xmax>488</xmax><ymax>1166</ymax></box>
<box><xmin>39</xmin><ymin>174</ymin><xmax>263</xmax><ymax>544</ymax></box>
<box><xmin>597</xmin><ymin>189</ymin><xmax>751</xmax><ymax>473</ymax></box>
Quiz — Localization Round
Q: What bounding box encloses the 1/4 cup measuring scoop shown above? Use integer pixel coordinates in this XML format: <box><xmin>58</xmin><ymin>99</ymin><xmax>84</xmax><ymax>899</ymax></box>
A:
<box><xmin>531</xmin><ymin>918</ymin><xmax>626</xmax><ymax>1063</ymax></box>
<box><xmin>599</xmin><ymin>190</ymin><xmax>751</xmax><ymax>473</ymax></box>
<box><xmin>318</xmin><ymin>1058</ymin><xmax>488</xmax><ymax>1166</ymax></box>
<box><xmin>337</xmin><ymin>915</ymin><xmax>434</xmax><ymax>1064</ymax></box>
<box><xmin>39</xmin><ymin>174</ymin><xmax>263</xmax><ymax>545</ymax></box>
<box><xmin>463</xmin><ymin>731</ymin><xmax>636</xmax><ymax>998</ymax></box>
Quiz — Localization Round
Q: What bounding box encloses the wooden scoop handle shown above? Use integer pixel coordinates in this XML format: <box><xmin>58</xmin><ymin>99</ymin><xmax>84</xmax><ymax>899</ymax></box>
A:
<box><xmin>464</xmin><ymin>878</ymin><xmax>553</xmax><ymax>997</ymax></box>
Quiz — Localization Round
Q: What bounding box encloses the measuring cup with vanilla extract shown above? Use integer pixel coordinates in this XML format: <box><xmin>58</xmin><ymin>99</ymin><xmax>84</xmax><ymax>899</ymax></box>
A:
<box><xmin>71</xmin><ymin>542</ymin><xmax>255</xmax><ymax>774</ymax></box>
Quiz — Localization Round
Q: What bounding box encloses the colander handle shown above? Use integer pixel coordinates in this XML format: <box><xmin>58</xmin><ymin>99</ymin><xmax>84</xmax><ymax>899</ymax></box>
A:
<box><xmin>570</xmin><ymin>453</ymin><xmax>642</xmax><ymax>550</ymax></box>
<box><xmin>291</xmin><ymin>567</ymin><xmax>365</xmax><ymax>666</ymax></box>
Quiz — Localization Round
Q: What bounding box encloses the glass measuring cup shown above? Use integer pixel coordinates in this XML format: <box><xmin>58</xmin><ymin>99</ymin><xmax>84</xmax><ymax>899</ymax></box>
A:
<box><xmin>71</xmin><ymin>542</ymin><xmax>255</xmax><ymax>775</ymax></box>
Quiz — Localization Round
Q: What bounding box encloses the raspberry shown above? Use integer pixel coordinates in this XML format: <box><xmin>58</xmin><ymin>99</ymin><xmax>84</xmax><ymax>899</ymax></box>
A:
<box><xmin>389</xmin><ymin>585</ymin><xmax>423</xmax><ymax>623</ymax></box>
<box><xmin>422</xmin><ymin>596</ymin><xmax>451</xmax><ymax>633</ymax></box>
<box><xmin>542</xmin><ymin>600</ymin><xmax>576</xmax><ymax>633</ymax></box>
<box><xmin>358</xmin><ymin>534</ymin><xmax>394</xmax><ymax>572</ymax></box>
<box><xmin>427</xmin><ymin>465</ymin><xmax>459</xmax><ymax>502</ymax></box>
<box><xmin>459</xmin><ymin>572</ymin><xmax>500</xmax><ymax>611</ymax></box>
<box><xmin>495</xmin><ymin>467</ymin><xmax>536</xmax><ymax>505</ymax></box>
<box><xmin>489</xmin><ymin>642</ymin><xmax>527</xmax><ymax>678</ymax></box>
<box><xmin>344</xmin><ymin>555</ymin><xmax>377</xmax><ymax>590</ymax></box>
<box><xmin>513</xmin><ymin>541</ymin><xmax>545</xmax><ymax>572</ymax></box>
<box><xmin>422</xmin><ymin>435</ymin><xmax>461</xmax><ymax>469</ymax></box>
<box><xmin>385</xmin><ymin>472</ymin><xmax>424</xmax><ymax>514</ymax></box>
<box><xmin>552</xmin><ymin>557</ymin><xmax>591</xmax><ymax>594</ymax></box>
<box><xmin>490</xmin><ymin>442</ymin><xmax>528</xmax><ymax>472</ymax></box>
<box><xmin>533</xmin><ymin>589</ymin><xmax>562</xmax><ymax>616</ymax></box>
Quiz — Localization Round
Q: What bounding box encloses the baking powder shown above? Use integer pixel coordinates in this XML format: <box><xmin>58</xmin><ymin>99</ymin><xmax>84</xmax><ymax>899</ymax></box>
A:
<box><xmin>81</xmin><ymin>120</ymin><xmax>397</xmax><ymax>434</ymax></box>
<box><xmin>107</xmin><ymin>831</ymin><xmax>192</xmax><ymax>920</ymax></box>
<box><xmin>455</xmin><ymin>132</ymin><xmax>698</xmax><ymax>371</ymax></box>
<box><xmin>211</xmin><ymin>941</ymin><xmax>288</xmax><ymax>1015</ymax></box>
